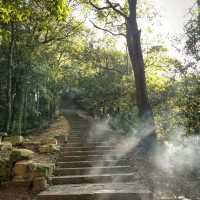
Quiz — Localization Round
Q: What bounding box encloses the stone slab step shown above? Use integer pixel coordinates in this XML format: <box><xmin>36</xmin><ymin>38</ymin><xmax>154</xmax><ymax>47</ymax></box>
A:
<box><xmin>38</xmin><ymin>182</ymin><xmax>152</xmax><ymax>200</ymax></box>
<box><xmin>71</xmin><ymin>124</ymin><xmax>88</xmax><ymax>126</ymax></box>
<box><xmin>66</xmin><ymin>139</ymin><xmax>83</xmax><ymax>143</ymax></box>
<box><xmin>70</xmin><ymin>131</ymin><xmax>82</xmax><ymax>134</ymax></box>
<box><xmin>56</xmin><ymin>160</ymin><xmax>129</xmax><ymax>168</ymax></box>
<box><xmin>60</xmin><ymin>150</ymin><xmax>117</xmax><ymax>156</ymax></box>
<box><xmin>66</xmin><ymin>140</ymin><xmax>110</xmax><ymax>144</ymax></box>
<box><xmin>68</xmin><ymin>134</ymin><xmax>82</xmax><ymax>137</ymax></box>
<box><xmin>61</xmin><ymin>146</ymin><xmax>113</xmax><ymax>151</ymax></box>
<box><xmin>51</xmin><ymin>173</ymin><xmax>139</xmax><ymax>185</ymax></box>
<box><xmin>70</xmin><ymin>131</ymin><xmax>82</xmax><ymax>133</ymax></box>
<box><xmin>67</xmin><ymin>137</ymin><xmax>82</xmax><ymax>139</ymax></box>
<box><xmin>66</xmin><ymin>142</ymin><xmax>112</xmax><ymax>147</ymax></box>
<box><xmin>58</xmin><ymin>155</ymin><xmax>127</xmax><ymax>162</ymax></box>
<box><xmin>54</xmin><ymin>166</ymin><xmax>133</xmax><ymax>176</ymax></box>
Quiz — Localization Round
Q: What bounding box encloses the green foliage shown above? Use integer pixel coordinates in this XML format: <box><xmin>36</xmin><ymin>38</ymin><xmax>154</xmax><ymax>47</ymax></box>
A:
<box><xmin>0</xmin><ymin>0</ymin><xmax>31</xmax><ymax>24</ymax></box>
<box><xmin>176</xmin><ymin>75</ymin><xmax>200</xmax><ymax>135</ymax></box>
<box><xmin>178</xmin><ymin>3</ymin><xmax>200</xmax><ymax>135</ymax></box>
<box><xmin>0</xmin><ymin>0</ymin><xmax>81</xmax><ymax>134</ymax></box>
<box><xmin>185</xmin><ymin>4</ymin><xmax>200</xmax><ymax>61</ymax></box>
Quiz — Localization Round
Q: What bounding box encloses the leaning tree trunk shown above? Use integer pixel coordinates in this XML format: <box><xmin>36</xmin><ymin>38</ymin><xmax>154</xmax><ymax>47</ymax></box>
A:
<box><xmin>126</xmin><ymin>0</ymin><xmax>156</xmax><ymax>152</ymax></box>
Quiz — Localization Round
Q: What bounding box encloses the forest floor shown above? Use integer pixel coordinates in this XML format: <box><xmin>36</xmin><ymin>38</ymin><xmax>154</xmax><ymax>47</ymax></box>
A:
<box><xmin>0</xmin><ymin>116</ymin><xmax>71</xmax><ymax>200</ymax></box>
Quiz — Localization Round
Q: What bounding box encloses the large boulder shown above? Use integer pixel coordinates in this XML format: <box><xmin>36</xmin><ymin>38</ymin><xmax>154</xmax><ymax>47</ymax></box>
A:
<box><xmin>10</xmin><ymin>148</ymin><xmax>34</xmax><ymax>163</ymax></box>
<box><xmin>4</xmin><ymin>136</ymin><xmax>24</xmax><ymax>145</ymax></box>
<box><xmin>39</xmin><ymin>144</ymin><xmax>60</xmax><ymax>154</ymax></box>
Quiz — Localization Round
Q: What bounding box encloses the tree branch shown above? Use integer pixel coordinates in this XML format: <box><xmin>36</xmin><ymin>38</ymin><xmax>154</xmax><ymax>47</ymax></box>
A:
<box><xmin>90</xmin><ymin>21</ymin><xmax>126</xmax><ymax>37</ymax></box>
<box><xmin>106</xmin><ymin>0</ymin><xmax>128</xmax><ymax>19</ymax></box>
<box><xmin>88</xmin><ymin>0</ymin><xmax>127</xmax><ymax>19</ymax></box>
<box><xmin>88</xmin><ymin>0</ymin><xmax>112</xmax><ymax>10</ymax></box>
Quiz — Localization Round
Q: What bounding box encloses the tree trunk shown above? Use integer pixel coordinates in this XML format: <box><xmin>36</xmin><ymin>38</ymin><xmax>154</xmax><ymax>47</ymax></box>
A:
<box><xmin>6</xmin><ymin>23</ymin><xmax>14</xmax><ymax>134</ymax></box>
<box><xmin>126</xmin><ymin>0</ymin><xmax>156</xmax><ymax>151</ymax></box>
<box><xmin>198</xmin><ymin>0</ymin><xmax>200</xmax><ymax>24</ymax></box>
<box><xmin>11</xmin><ymin>80</ymin><xmax>25</xmax><ymax>135</ymax></box>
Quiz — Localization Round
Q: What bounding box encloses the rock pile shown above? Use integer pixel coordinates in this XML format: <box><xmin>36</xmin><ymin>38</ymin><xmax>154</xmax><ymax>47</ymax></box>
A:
<box><xmin>0</xmin><ymin>134</ymin><xmax>64</xmax><ymax>192</ymax></box>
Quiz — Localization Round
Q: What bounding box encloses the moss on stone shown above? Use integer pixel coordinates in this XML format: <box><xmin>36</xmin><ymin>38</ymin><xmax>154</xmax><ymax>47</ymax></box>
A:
<box><xmin>39</xmin><ymin>144</ymin><xmax>60</xmax><ymax>154</ymax></box>
<box><xmin>0</xmin><ymin>142</ymin><xmax>12</xmax><ymax>151</ymax></box>
<box><xmin>31</xmin><ymin>163</ymin><xmax>55</xmax><ymax>178</ymax></box>
<box><xmin>10</xmin><ymin>148</ymin><xmax>34</xmax><ymax>163</ymax></box>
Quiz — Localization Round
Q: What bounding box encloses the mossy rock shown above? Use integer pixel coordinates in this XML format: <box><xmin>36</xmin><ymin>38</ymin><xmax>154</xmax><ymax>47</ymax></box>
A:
<box><xmin>31</xmin><ymin>163</ymin><xmax>55</xmax><ymax>178</ymax></box>
<box><xmin>39</xmin><ymin>144</ymin><xmax>60</xmax><ymax>154</ymax></box>
<box><xmin>0</xmin><ymin>142</ymin><xmax>12</xmax><ymax>151</ymax></box>
<box><xmin>40</xmin><ymin>138</ymin><xmax>57</xmax><ymax>145</ymax></box>
<box><xmin>0</xmin><ymin>157</ymin><xmax>12</xmax><ymax>184</ymax></box>
<box><xmin>4</xmin><ymin>136</ymin><xmax>24</xmax><ymax>145</ymax></box>
<box><xmin>10</xmin><ymin>148</ymin><xmax>34</xmax><ymax>163</ymax></box>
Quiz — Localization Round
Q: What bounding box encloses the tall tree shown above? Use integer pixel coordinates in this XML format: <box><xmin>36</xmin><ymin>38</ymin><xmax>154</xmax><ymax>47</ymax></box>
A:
<box><xmin>87</xmin><ymin>0</ymin><xmax>156</xmax><ymax>139</ymax></box>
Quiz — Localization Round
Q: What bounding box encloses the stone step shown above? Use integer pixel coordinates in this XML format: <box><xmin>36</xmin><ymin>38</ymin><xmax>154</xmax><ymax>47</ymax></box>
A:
<box><xmin>60</xmin><ymin>150</ymin><xmax>117</xmax><ymax>156</ymax></box>
<box><xmin>71</xmin><ymin>124</ymin><xmax>88</xmax><ymax>126</ymax></box>
<box><xmin>38</xmin><ymin>182</ymin><xmax>152</xmax><ymax>200</ymax></box>
<box><xmin>67</xmin><ymin>139</ymin><xmax>83</xmax><ymax>143</ymax></box>
<box><xmin>67</xmin><ymin>140</ymin><xmax>109</xmax><ymax>143</ymax></box>
<box><xmin>56</xmin><ymin>160</ymin><xmax>129</xmax><ymax>168</ymax></box>
<box><xmin>62</xmin><ymin>146</ymin><xmax>114</xmax><ymax>151</ymax></box>
<box><xmin>67</xmin><ymin>136</ymin><xmax>82</xmax><ymax>140</ymax></box>
<box><xmin>54</xmin><ymin>166</ymin><xmax>133</xmax><ymax>176</ymax></box>
<box><xmin>70</xmin><ymin>130</ymin><xmax>84</xmax><ymax>132</ymax></box>
<box><xmin>71</xmin><ymin>127</ymin><xmax>83</xmax><ymax>129</ymax></box>
<box><xmin>70</xmin><ymin>122</ymin><xmax>87</xmax><ymax>124</ymax></box>
<box><xmin>68</xmin><ymin>135</ymin><xmax>81</xmax><ymax>138</ymax></box>
<box><xmin>58</xmin><ymin>155</ymin><xmax>127</xmax><ymax>162</ymax></box>
<box><xmin>70</xmin><ymin>131</ymin><xmax>82</xmax><ymax>134</ymax></box>
<box><xmin>69</xmin><ymin>134</ymin><xmax>82</xmax><ymax>137</ymax></box>
<box><xmin>51</xmin><ymin>173</ymin><xmax>139</xmax><ymax>185</ymax></box>
<box><xmin>66</xmin><ymin>142</ymin><xmax>113</xmax><ymax>147</ymax></box>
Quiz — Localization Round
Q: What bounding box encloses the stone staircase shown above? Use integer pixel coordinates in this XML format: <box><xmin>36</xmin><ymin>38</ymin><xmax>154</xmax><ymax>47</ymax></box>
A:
<box><xmin>38</xmin><ymin>114</ymin><xmax>152</xmax><ymax>200</ymax></box>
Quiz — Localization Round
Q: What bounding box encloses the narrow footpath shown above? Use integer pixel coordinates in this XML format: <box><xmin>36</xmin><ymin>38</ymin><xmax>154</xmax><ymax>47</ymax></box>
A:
<box><xmin>38</xmin><ymin>114</ymin><xmax>152</xmax><ymax>200</ymax></box>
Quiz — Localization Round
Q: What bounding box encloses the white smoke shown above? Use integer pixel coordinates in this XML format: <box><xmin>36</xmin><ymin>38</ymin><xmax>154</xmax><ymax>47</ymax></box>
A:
<box><xmin>154</xmin><ymin>126</ymin><xmax>200</xmax><ymax>176</ymax></box>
